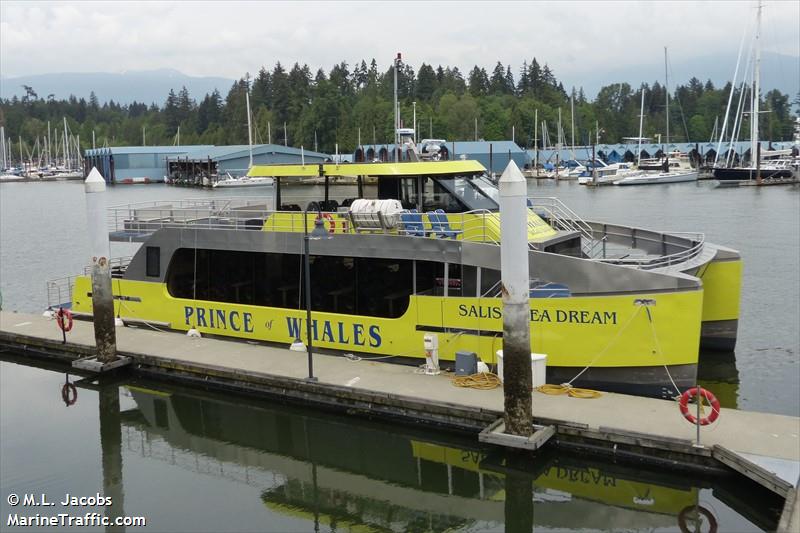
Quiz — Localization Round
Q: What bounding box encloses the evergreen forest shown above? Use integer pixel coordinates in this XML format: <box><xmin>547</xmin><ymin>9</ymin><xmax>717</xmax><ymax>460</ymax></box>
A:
<box><xmin>1</xmin><ymin>58</ymin><xmax>797</xmax><ymax>157</ymax></box>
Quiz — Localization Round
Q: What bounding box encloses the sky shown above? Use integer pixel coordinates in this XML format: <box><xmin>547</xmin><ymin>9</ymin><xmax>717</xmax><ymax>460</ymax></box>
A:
<box><xmin>1</xmin><ymin>0</ymin><xmax>798</xmax><ymax>90</ymax></box>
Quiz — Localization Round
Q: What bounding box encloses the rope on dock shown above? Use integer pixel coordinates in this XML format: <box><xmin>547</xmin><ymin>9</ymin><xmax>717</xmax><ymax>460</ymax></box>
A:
<box><xmin>451</xmin><ymin>372</ymin><xmax>503</xmax><ymax>390</ymax></box>
<box><xmin>536</xmin><ymin>383</ymin><xmax>603</xmax><ymax>399</ymax></box>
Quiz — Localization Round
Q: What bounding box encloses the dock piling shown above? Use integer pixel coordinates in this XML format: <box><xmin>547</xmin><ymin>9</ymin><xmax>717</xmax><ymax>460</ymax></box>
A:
<box><xmin>498</xmin><ymin>161</ymin><xmax>533</xmax><ymax>437</ymax></box>
<box><xmin>85</xmin><ymin>168</ymin><xmax>117</xmax><ymax>363</ymax></box>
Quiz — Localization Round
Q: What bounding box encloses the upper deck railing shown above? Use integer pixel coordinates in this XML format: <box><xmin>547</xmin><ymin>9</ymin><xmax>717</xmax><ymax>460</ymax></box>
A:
<box><xmin>106</xmin><ymin>197</ymin><xmax>705</xmax><ymax>269</ymax></box>
<box><xmin>106</xmin><ymin>198</ymin><xmax>521</xmax><ymax>244</ymax></box>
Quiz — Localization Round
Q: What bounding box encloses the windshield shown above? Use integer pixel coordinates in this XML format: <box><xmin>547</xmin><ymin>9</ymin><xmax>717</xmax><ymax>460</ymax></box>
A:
<box><xmin>433</xmin><ymin>175</ymin><xmax>499</xmax><ymax>211</ymax></box>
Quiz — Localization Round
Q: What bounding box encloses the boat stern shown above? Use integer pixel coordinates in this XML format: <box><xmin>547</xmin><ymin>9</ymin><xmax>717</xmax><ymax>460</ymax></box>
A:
<box><xmin>698</xmin><ymin>246</ymin><xmax>742</xmax><ymax>352</ymax></box>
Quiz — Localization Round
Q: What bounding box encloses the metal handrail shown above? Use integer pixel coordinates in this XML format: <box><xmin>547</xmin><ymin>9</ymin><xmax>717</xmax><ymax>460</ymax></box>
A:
<box><xmin>594</xmin><ymin>232</ymin><xmax>706</xmax><ymax>269</ymax></box>
<box><xmin>46</xmin><ymin>276</ymin><xmax>75</xmax><ymax>308</ymax></box>
<box><xmin>108</xmin><ymin>199</ymin><xmax>507</xmax><ymax>244</ymax></box>
<box><xmin>527</xmin><ymin>196</ymin><xmax>600</xmax><ymax>257</ymax></box>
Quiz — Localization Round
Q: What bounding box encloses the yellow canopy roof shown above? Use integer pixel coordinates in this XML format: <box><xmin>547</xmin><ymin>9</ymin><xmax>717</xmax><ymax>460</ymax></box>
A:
<box><xmin>248</xmin><ymin>160</ymin><xmax>486</xmax><ymax>178</ymax></box>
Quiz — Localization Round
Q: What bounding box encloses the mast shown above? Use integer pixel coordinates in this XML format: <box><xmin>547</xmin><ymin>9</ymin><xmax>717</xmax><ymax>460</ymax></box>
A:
<box><xmin>637</xmin><ymin>87</ymin><xmax>645</xmax><ymax>165</ymax></box>
<box><xmin>393</xmin><ymin>52</ymin><xmax>400</xmax><ymax>162</ymax></box>
<box><xmin>570</xmin><ymin>91</ymin><xmax>575</xmax><ymax>158</ymax></box>
<box><xmin>751</xmin><ymin>0</ymin><xmax>761</xmax><ymax>167</ymax></box>
<box><xmin>63</xmin><ymin>117</ymin><xmax>69</xmax><ymax>170</ymax></box>
<box><xmin>533</xmin><ymin>108</ymin><xmax>538</xmax><ymax>170</ymax></box>
<box><xmin>664</xmin><ymin>47</ymin><xmax>670</xmax><ymax>147</ymax></box>
<box><xmin>47</xmin><ymin>121</ymin><xmax>52</xmax><ymax>167</ymax></box>
<box><xmin>246</xmin><ymin>90</ymin><xmax>253</xmax><ymax>167</ymax></box>
<box><xmin>0</xmin><ymin>126</ymin><xmax>5</xmax><ymax>170</ymax></box>
<box><xmin>556</xmin><ymin>108</ymin><xmax>562</xmax><ymax>178</ymax></box>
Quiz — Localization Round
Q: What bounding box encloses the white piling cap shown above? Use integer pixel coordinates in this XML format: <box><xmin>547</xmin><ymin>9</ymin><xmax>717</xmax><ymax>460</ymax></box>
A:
<box><xmin>84</xmin><ymin>167</ymin><xmax>106</xmax><ymax>193</ymax></box>
<box><xmin>498</xmin><ymin>160</ymin><xmax>525</xmax><ymax>183</ymax></box>
<box><xmin>498</xmin><ymin>160</ymin><xmax>526</xmax><ymax>196</ymax></box>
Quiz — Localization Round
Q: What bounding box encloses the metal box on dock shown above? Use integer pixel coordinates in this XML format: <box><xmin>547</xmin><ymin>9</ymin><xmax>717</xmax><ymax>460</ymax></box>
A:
<box><xmin>496</xmin><ymin>350</ymin><xmax>547</xmax><ymax>387</ymax></box>
<box><xmin>455</xmin><ymin>351</ymin><xmax>478</xmax><ymax>376</ymax></box>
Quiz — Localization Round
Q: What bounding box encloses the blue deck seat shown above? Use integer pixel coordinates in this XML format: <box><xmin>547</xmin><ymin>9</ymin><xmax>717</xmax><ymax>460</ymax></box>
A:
<box><xmin>399</xmin><ymin>209</ymin><xmax>425</xmax><ymax>236</ymax></box>
<box><xmin>428</xmin><ymin>209</ymin><xmax>458</xmax><ymax>239</ymax></box>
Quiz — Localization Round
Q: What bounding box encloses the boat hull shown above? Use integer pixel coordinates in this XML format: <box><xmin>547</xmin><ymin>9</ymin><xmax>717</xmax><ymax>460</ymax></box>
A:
<box><xmin>71</xmin><ymin>276</ymin><xmax>703</xmax><ymax>397</ymax></box>
<box><xmin>547</xmin><ymin>363</ymin><xmax>695</xmax><ymax>399</ymax></box>
<box><xmin>615</xmin><ymin>171</ymin><xmax>698</xmax><ymax>185</ymax></box>
<box><xmin>712</xmin><ymin>167</ymin><xmax>794</xmax><ymax>181</ymax></box>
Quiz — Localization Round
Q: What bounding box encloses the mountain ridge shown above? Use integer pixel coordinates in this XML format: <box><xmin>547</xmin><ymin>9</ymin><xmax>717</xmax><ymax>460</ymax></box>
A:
<box><xmin>2</xmin><ymin>52</ymin><xmax>797</xmax><ymax>106</ymax></box>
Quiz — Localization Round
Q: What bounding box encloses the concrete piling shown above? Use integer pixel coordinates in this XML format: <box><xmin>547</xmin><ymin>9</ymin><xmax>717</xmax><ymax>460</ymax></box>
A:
<box><xmin>85</xmin><ymin>168</ymin><xmax>117</xmax><ymax>362</ymax></box>
<box><xmin>498</xmin><ymin>160</ymin><xmax>533</xmax><ymax>437</ymax></box>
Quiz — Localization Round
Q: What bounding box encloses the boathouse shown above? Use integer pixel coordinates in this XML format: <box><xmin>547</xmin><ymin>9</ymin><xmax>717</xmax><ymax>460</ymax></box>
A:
<box><xmin>166</xmin><ymin>144</ymin><xmax>329</xmax><ymax>186</ymax></box>
<box><xmin>528</xmin><ymin>140</ymin><xmax>797</xmax><ymax>167</ymax></box>
<box><xmin>83</xmin><ymin>144</ymin><xmax>330</xmax><ymax>184</ymax></box>
<box><xmin>83</xmin><ymin>146</ymin><xmax>212</xmax><ymax>184</ymax></box>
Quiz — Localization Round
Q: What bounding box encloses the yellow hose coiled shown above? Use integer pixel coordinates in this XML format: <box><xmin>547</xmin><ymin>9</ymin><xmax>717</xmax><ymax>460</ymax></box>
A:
<box><xmin>536</xmin><ymin>383</ymin><xmax>603</xmax><ymax>399</ymax></box>
<box><xmin>451</xmin><ymin>372</ymin><xmax>503</xmax><ymax>390</ymax></box>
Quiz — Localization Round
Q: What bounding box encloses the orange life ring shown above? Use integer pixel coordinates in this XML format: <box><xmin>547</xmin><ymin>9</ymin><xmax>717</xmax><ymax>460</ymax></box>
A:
<box><xmin>61</xmin><ymin>382</ymin><xmax>78</xmax><ymax>406</ymax></box>
<box><xmin>56</xmin><ymin>308</ymin><xmax>74</xmax><ymax>333</ymax></box>
<box><xmin>678</xmin><ymin>504</ymin><xmax>718</xmax><ymax>533</ymax></box>
<box><xmin>317</xmin><ymin>213</ymin><xmax>336</xmax><ymax>234</ymax></box>
<box><xmin>679</xmin><ymin>387</ymin><xmax>721</xmax><ymax>426</ymax></box>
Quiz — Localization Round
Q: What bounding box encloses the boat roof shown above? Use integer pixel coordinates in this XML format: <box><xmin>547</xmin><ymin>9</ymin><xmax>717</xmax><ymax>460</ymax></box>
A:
<box><xmin>248</xmin><ymin>160</ymin><xmax>486</xmax><ymax>178</ymax></box>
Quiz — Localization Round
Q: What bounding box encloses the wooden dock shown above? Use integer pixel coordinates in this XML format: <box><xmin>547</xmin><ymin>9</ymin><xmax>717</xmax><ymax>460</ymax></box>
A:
<box><xmin>1</xmin><ymin>310</ymin><xmax>798</xmax><ymax>518</ymax></box>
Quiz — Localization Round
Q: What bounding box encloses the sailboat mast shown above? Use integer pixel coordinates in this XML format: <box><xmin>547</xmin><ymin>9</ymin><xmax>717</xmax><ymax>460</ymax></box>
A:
<box><xmin>570</xmin><ymin>92</ymin><xmax>575</xmax><ymax>158</ymax></box>
<box><xmin>664</xmin><ymin>47</ymin><xmax>669</xmax><ymax>146</ymax></box>
<box><xmin>246</xmin><ymin>91</ymin><xmax>253</xmax><ymax>167</ymax></box>
<box><xmin>534</xmin><ymin>108</ymin><xmax>538</xmax><ymax>169</ymax></box>
<box><xmin>393</xmin><ymin>53</ymin><xmax>400</xmax><ymax>162</ymax></box>
<box><xmin>63</xmin><ymin>117</ymin><xmax>69</xmax><ymax>170</ymax></box>
<box><xmin>637</xmin><ymin>88</ymin><xmax>645</xmax><ymax>164</ymax></box>
<box><xmin>0</xmin><ymin>126</ymin><xmax>5</xmax><ymax>170</ymax></box>
<box><xmin>751</xmin><ymin>0</ymin><xmax>761</xmax><ymax>166</ymax></box>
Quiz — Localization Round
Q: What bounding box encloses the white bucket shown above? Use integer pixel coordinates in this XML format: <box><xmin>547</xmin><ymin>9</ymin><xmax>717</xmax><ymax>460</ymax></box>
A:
<box><xmin>496</xmin><ymin>350</ymin><xmax>547</xmax><ymax>388</ymax></box>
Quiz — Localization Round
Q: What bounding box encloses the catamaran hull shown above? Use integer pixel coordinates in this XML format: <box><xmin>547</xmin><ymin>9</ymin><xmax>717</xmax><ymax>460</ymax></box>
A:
<box><xmin>548</xmin><ymin>363</ymin><xmax>695</xmax><ymax>399</ymax></box>
<box><xmin>71</xmin><ymin>274</ymin><xmax>703</xmax><ymax>398</ymax></box>
<box><xmin>700</xmin><ymin>320</ymin><xmax>738</xmax><ymax>352</ymax></box>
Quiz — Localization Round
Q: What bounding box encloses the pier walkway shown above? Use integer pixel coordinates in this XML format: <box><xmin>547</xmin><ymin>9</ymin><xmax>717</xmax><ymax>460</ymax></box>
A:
<box><xmin>1</xmin><ymin>310</ymin><xmax>798</xmax><ymax>517</ymax></box>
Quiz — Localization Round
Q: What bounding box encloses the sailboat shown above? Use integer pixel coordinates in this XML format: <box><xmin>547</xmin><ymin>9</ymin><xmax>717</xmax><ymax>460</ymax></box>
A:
<box><xmin>212</xmin><ymin>90</ymin><xmax>275</xmax><ymax>189</ymax></box>
<box><xmin>617</xmin><ymin>50</ymin><xmax>698</xmax><ymax>186</ymax></box>
<box><xmin>713</xmin><ymin>2</ymin><xmax>795</xmax><ymax>182</ymax></box>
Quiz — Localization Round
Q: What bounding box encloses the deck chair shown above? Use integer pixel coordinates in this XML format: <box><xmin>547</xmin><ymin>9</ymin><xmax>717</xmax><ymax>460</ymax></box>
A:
<box><xmin>399</xmin><ymin>209</ymin><xmax>425</xmax><ymax>236</ymax></box>
<box><xmin>428</xmin><ymin>209</ymin><xmax>458</xmax><ymax>239</ymax></box>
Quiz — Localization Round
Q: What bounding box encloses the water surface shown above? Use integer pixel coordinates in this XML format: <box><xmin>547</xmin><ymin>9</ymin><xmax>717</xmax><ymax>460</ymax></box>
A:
<box><xmin>1</xmin><ymin>179</ymin><xmax>798</xmax><ymax>415</ymax></box>
<box><xmin>0</xmin><ymin>358</ymin><xmax>783</xmax><ymax>532</ymax></box>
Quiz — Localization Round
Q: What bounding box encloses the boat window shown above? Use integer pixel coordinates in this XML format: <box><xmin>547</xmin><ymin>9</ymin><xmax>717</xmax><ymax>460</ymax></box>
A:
<box><xmin>386</xmin><ymin>177</ymin><xmax>420</xmax><ymax>209</ymax></box>
<box><xmin>471</xmin><ymin>175</ymin><xmax>501</xmax><ymax>205</ymax></box>
<box><xmin>429</xmin><ymin>176</ymin><xmax>499</xmax><ymax>211</ymax></box>
<box><xmin>145</xmin><ymin>246</ymin><xmax>160</xmax><ymax>277</ymax></box>
<box><xmin>415</xmin><ymin>261</ymin><xmax>461</xmax><ymax>297</ymax></box>
<box><xmin>165</xmin><ymin>248</ymin><xmax>412</xmax><ymax>318</ymax></box>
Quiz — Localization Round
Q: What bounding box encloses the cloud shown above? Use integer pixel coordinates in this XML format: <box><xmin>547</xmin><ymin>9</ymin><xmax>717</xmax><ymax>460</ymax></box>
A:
<box><xmin>1</xmin><ymin>0</ymin><xmax>797</xmax><ymax>87</ymax></box>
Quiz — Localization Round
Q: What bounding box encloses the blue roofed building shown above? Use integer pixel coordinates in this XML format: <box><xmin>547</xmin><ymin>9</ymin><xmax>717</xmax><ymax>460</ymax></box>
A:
<box><xmin>83</xmin><ymin>144</ymin><xmax>330</xmax><ymax>184</ymax></box>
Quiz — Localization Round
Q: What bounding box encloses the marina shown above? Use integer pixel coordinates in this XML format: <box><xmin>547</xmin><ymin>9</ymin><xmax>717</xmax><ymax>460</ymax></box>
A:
<box><xmin>1</xmin><ymin>0</ymin><xmax>798</xmax><ymax>529</ymax></box>
<box><xmin>2</xmin><ymin>173</ymin><xmax>799</xmax><ymax>530</ymax></box>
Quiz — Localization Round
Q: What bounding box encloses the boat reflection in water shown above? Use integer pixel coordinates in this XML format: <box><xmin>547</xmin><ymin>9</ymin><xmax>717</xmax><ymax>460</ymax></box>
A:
<box><xmin>121</xmin><ymin>383</ymin><xmax>779</xmax><ymax>532</ymax></box>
